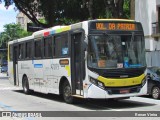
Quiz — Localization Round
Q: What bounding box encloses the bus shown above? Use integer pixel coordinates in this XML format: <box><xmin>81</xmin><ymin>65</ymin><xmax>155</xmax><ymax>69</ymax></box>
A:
<box><xmin>8</xmin><ymin>19</ymin><xmax>147</xmax><ymax>103</ymax></box>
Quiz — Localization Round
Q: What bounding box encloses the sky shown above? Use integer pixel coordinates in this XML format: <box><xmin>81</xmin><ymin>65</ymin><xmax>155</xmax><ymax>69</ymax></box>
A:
<box><xmin>0</xmin><ymin>3</ymin><xmax>18</xmax><ymax>32</ymax></box>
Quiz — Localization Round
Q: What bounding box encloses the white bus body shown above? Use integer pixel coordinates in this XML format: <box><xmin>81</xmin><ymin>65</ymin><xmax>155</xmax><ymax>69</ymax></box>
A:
<box><xmin>8</xmin><ymin>19</ymin><xmax>147</xmax><ymax>103</ymax></box>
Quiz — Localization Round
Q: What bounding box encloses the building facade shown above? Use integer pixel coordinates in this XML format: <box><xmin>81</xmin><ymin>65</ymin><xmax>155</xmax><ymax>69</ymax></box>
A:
<box><xmin>16</xmin><ymin>12</ymin><xmax>31</xmax><ymax>31</ymax></box>
<box><xmin>135</xmin><ymin>0</ymin><xmax>160</xmax><ymax>66</ymax></box>
<box><xmin>16</xmin><ymin>11</ymin><xmax>43</xmax><ymax>31</ymax></box>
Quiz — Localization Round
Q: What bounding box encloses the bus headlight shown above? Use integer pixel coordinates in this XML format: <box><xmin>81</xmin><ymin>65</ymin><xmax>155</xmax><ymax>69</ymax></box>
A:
<box><xmin>141</xmin><ymin>77</ymin><xmax>147</xmax><ymax>87</ymax></box>
<box><xmin>90</xmin><ymin>77</ymin><xmax>105</xmax><ymax>89</ymax></box>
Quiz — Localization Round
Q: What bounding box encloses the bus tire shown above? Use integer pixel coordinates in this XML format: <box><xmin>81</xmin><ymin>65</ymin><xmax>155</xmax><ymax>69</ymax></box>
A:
<box><xmin>62</xmin><ymin>81</ymin><xmax>74</xmax><ymax>104</ymax></box>
<box><xmin>22</xmin><ymin>76</ymin><xmax>30</xmax><ymax>94</ymax></box>
<box><xmin>152</xmin><ymin>86</ymin><xmax>160</xmax><ymax>99</ymax></box>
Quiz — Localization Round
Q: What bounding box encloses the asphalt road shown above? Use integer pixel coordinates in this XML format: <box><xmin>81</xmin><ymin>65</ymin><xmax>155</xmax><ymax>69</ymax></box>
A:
<box><xmin>0</xmin><ymin>73</ymin><xmax>160</xmax><ymax>120</ymax></box>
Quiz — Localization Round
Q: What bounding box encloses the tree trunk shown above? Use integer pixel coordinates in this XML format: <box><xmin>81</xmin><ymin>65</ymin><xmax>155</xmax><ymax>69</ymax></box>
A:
<box><xmin>118</xmin><ymin>0</ymin><xmax>124</xmax><ymax>18</ymax></box>
<box><xmin>88</xmin><ymin>0</ymin><xmax>93</xmax><ymax>19</ymax></box>
<box><xmin>130</xmin><ymin>0</ymin><xmax>135</xmax><ymax>19</ymax></box>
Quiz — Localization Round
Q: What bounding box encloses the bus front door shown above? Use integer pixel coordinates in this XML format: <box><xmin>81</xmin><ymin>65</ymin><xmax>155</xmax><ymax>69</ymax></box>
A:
<box><xmin>71</xmin><ymin>31</ymin><xmax>85</xmax><ymax>96</ymax></box>
<box><xmin>13</xmin><ymin>45</ymin><xmax>19</xmax><ymax>86</ymax></box>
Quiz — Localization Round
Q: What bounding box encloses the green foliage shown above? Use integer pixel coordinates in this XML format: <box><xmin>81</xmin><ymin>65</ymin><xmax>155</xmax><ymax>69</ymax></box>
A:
<box><xmin>123</xmin><ymin>0</ymin><xmax>131</xmax><ymax>18</ymax></box>
<box><xmin>39</xmin><ymin>18</ymin><xmax>47</xmax><ymax>24</ymax></box>
<box><xmin>0</xmin><ymin>0</ymin><xmax>131</xmax><ymax>27</ymax></box>
<box><xmin>0</xmin><ymin>23</ymin><xmax>32</xmax><ymax>48</ymax></box>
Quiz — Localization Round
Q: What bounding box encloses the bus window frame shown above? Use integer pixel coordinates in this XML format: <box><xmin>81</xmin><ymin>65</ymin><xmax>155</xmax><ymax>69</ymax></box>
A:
<box><xmin>24</xmin><ymin>39</ymin><xmax>33</xmax><ymax>60</ymax></box>
<box><xmin>34</xmin><ymin>38</ymin><xmax>42</xmax><ymax>59</ymax></box>
<box><xmin>53</xmin><ymin>32</ymin><xmax>70</xmax><ymax>58</ymax></box>
<box><xmin>43</xmin><ymin>35</ymin><xmax>53</xmax><ymax>59</ymax></box>
<box><xmin>18</xmin><ymin>42</ymin><xmax>25</xmax><ymax>61</ymax></box>
<box><xmin>9</xmin><ymin>44</ymin><xmax>13</xmax><ymax>62</ymax></box>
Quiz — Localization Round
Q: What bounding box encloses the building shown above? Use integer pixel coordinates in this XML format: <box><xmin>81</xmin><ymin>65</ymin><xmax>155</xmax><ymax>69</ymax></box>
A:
<box><xmin>135</xmin><ymin>0</ymin><xmax>160</xmax><ymax>66</ymax></box>
<box><xmin>16</xmin><ymin>11</ymin><xmax>43</xmax><ymax>31</ymax></box>
<box><xmin>16</xmin><ymin>12</ymin><xmax>31</xmax><ymax>31</ymax></box>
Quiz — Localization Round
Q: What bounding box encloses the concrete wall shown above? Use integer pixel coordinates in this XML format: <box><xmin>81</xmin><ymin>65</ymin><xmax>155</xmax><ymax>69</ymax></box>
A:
<box><xmin>16</xmin><ymin>12</ymin><xmax>31</xmax><ymax>31</ymax></box>
<box><xmin>135</xmin><ymin>0</ymin><xmax>157</xmax><ymax>51</ymax></box>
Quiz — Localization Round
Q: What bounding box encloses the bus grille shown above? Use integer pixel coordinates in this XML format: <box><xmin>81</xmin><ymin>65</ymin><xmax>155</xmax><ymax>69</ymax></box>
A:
<box><xmin>100</xmin><ymin>68</ymin><xmax>144</xmax><ymax>78</ymax></box>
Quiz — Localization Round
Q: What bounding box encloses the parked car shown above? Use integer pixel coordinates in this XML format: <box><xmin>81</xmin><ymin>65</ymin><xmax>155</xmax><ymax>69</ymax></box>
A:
<box><xmin>1</xmin><ymin>65</ymin><xmax>8</xmax><ymax>73</ymax></box>
<box><xmin>1</xmin><ymin>60</ymin><xmax>7</xmax><ymax>66</ymax></box>
<box><xmin>147</xmin><ymin>66</ymin><xmax>160</xmax><ymax>99</ymax></box>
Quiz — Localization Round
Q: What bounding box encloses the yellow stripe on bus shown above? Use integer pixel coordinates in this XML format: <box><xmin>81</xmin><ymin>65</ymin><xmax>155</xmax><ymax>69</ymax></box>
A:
<box><xmin>8</xmin><ymin>44</ymin><xmax>10</xmax><ymax>62</ymax></box>
<box><xmin>56</xmin><ymin>26</ymin><xmax>71</xmax><ymax>33</ymax></box>
<box><xmin>97</xmin><ymin>74</ymin><xmax>145</xmax><ymax>87</ymax></box>
<box><xmin>65</xmin><ymin>65</ymin><xmax>71</xmax><ymax>76</ymax></box>
<box><xmin>62</xmin><ymin>26</ymin><xmax>71</xmax><ymax>32</ymax></box>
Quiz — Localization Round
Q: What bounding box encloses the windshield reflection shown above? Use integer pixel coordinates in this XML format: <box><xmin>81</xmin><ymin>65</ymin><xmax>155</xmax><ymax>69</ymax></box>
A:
<box><xmin>88</xmin><ymin>34</ymin><xmax>146</xmax><ymax>69</ymax></box>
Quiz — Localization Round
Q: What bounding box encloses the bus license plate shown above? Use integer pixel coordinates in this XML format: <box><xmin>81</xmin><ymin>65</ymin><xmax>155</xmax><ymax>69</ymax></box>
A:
<box><xmin>120</xmin><ymin>89</ymin><xmax>130</xmax><ymax>94</ymax></box>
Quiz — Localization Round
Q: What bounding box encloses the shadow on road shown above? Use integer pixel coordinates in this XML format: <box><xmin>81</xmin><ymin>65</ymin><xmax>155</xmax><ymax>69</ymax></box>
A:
<box><xmin>13</xmin><ymin>90</ymin><xmax>156</xmax><ymax>111</ymax></box>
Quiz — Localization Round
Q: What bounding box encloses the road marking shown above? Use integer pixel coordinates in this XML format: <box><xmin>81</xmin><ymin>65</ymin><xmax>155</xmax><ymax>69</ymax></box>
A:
<box><xmin>0</xmin><ymin>102</ymin><xmax>35</xmax><ymax>120</ymax></box>
<box><xmin>0</xmin><ymin>87</ymin><xmax>21</xmax><ymax>91</ymax></box>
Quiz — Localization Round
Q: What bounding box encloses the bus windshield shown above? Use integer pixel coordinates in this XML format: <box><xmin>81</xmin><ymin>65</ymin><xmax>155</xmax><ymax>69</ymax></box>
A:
<box><xmin>88</xmin><ymin>34</ymin><xmax>146</xmax><ymax>69</ymax></box>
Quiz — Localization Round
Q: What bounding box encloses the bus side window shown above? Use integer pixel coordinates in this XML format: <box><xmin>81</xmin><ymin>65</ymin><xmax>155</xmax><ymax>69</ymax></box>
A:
<box><xmin>25</xmin><ymin>41</ymin><xmax>32</xmax><ymax>59</ymax></box>
<box><xmin>44</xmin><ymin>36</ymin><xmax>52</xmax><ymax>58</ymax></box>
<box><xmin>55</xmin><ymin>36</ymin><xmax>61</xmax><ymax>57</ymax></box>
<box><xmin>18</xmin><ymin>43</ymin><xmax>24</xmax><ymax>60</ymax></box>
<box><xmin>34</xmin><ymin>40</ymin><xmax>42</xmax><ymax>58</ymax></box>
<box><xmin>54</xmin><ymin>33</ymin><xmax>68</xmax><ymax>57</ymax></box>
<box><xmin>52</xmin><ymin>36</ymin><xmax>55</xmax><ymax>57</ymax></box>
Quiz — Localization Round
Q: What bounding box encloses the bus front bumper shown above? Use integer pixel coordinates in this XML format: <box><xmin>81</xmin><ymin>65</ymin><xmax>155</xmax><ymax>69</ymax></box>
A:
<box><xmin>86</xmin><ymin>83</ymin><xmax>147</xmax><ymax>99</ymax></box>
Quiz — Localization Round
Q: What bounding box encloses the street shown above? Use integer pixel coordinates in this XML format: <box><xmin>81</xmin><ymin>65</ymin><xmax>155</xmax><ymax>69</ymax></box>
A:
<box><xmin>0</xmin><ymin>73</ymin><xmax>160</xmax><ymax>120</ymax></box>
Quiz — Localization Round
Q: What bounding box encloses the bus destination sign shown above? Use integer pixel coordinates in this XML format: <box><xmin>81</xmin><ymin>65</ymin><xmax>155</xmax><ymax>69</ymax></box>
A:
<box><xmin>93</xmin><ymin>22</ymin><xmax>137</xmax><ymax>31</ymax></box>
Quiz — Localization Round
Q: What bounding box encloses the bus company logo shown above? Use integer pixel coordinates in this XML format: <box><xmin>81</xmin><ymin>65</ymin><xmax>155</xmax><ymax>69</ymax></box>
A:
<box><xmin>51</xmin><ymin>64</ymin><xmax>59</xmax><ymax>70</ymax></box>
<box><xmin>2</xmin><ymin>112</ymin><xmax>11</xmax><ymax>117</ymax></box>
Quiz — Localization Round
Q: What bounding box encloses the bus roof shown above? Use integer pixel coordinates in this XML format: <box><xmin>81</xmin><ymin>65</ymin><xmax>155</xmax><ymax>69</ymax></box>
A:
<box><xmin>96</xmin><ymin>19</ymin><xmax>135</xmax><ymax>22</ymax></box>
<box><xmin>33</xmin><ymin>25</ymin><xmax>71</xmax><ymax>39</ymax></box>
<box><xmin>8</xmin><ymin>35</ymin><xmax>34</xmax><ymax>44</ymax></box>
<box><xmin>8</xmin><ymin>19</ymin><xmax>138</xmax><ymax>44</ymax></box>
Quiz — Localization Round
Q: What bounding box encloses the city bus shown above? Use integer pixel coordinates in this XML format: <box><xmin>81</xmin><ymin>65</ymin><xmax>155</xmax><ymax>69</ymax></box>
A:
<box><xmin>8</xmin><ymin>19</ymin><xmax>147</xmax><ymax>103</ymax></box>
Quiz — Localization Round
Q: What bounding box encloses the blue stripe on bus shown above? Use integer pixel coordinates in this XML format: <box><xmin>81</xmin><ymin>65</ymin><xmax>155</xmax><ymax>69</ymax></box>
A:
<box><xmin>34</xmin><ymin>64</ymin><xmax>43</xmax><ymax>68</ymax></box>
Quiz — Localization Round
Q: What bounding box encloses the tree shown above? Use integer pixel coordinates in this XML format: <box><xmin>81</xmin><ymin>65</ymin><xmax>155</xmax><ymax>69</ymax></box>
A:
<box><xmin>0</xmin><ymin>0</ymin><xmax>89</xmax><ymax>27</ymax></box>
<box><xmin>0</xmin><ymin>0</ymin><xmax>131</xmax><ymax>28</ymax></box>
<box><xmin>0</xmin><ymin>23</ymin><xmax>31</xmax><ymax>48</ymax></box>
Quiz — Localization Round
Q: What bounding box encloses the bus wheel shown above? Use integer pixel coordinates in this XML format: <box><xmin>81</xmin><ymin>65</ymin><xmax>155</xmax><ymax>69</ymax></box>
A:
<box><xmin>152</xmin><ymin>86</ymin><xmax>160</xmax><ymax>99</ymax></box>
<box><xmin>62</xmin><ymin>81</ymin><xmax>74</xmax><ymax>104</ymax></box>
<box><xmin>22</xmin><ymin>76</ymin><xmax>30</xmax><ymax>94</ymax></box>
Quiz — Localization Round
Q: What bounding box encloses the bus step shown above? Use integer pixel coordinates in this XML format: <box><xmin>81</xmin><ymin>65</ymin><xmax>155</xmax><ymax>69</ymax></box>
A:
<box><xmin>72</xmin><ymin>95</ymin><xmax>84</xmax><ymax>98</ymax></box>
